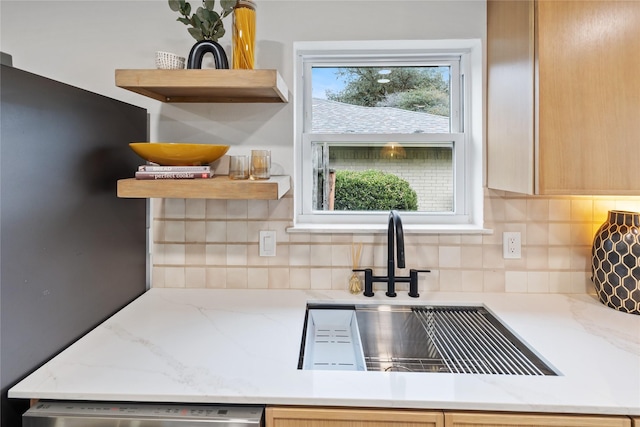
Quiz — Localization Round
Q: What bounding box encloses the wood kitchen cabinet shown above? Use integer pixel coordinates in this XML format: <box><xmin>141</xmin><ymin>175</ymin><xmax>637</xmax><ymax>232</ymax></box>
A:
<box><xmin>266</xmin><ymin>407</ymin><xmax>634</xmax><ymax>427</ymax></box>
<box><xmin>265</xmin><ymin>406</ymin><xmax>444</xmax><ymax>427</ymax></box>
<box><xmin>444</xmin><ymin>411</ymin><xmax>631</xmax><ymax>427</ymax></box>
<box><xmin>486</xmin><ymin>0</ymin><xmax>640</xmax><ymax>195</ymax></box>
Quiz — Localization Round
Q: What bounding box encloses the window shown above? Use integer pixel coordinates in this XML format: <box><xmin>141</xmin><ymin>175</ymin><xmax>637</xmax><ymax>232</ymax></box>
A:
<box><xmin>293</xmin><ymin>40</ymin><xmax>483</xmax><ymax>231</ymax></box>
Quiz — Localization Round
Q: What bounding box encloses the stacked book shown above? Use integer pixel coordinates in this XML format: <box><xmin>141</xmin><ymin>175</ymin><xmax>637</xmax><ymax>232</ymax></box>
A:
<box><xmin>135</xmin><ymin>165</ymin><xmax>213</xmax><ymax>180</ymax></box>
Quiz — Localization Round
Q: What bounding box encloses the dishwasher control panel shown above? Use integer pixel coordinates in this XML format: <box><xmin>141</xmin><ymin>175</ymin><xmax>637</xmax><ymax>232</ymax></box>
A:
<box><xmin>23</xmin><ymin>401</ymin><xmax>264</xmax><ymax>426</ymax></box>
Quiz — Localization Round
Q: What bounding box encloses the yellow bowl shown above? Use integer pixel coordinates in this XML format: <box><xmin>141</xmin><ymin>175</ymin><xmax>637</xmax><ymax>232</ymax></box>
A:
<box><xmin>129</xmin><ymin>143</ymin><xmax>230</xmax><ymax>166</ymax></box>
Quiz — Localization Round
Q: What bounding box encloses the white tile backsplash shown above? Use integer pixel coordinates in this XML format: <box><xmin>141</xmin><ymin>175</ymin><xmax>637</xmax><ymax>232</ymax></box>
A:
<box><xmin>150</xmin><ymin>189</ymin><xmax>640</xmax><ymax>294</ymax></box>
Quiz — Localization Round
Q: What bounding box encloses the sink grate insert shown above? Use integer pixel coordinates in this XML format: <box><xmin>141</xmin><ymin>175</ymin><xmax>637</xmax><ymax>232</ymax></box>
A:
<box><xmin>413</xmin><ymin>307</ymin><xmax>554</xmax><ymax>375</ymax></box>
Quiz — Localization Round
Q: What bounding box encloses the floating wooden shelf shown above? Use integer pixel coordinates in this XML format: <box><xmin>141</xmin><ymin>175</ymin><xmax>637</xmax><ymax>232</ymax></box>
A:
<box><xmin>115</xmin><ymin>69</ymin><xmax>289</xmax><ymax>103</ymax></box>
<box><xmin>117</xmin><ymin>175</ymin><xmax>290</xmax><ymax>200</ymax></box>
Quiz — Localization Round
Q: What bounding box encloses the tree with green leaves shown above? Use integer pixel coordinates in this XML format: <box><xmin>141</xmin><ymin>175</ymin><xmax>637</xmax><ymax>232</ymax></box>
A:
<box><xmin>326</xmin><ymin>67</ymin><xmax>449</xmax><ymax>116</ymax></box>
<box><xmin>168</xmin><ymin>0</ymin><xmax>236</xmax><ymax>42</ymax></box>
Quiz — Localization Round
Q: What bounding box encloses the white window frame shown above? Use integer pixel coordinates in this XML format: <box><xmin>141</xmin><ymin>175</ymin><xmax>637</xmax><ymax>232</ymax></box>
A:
<box><xmin>292</xmin><ymin>40</ymin><xmax>484</xmax><ymax>233</ymax></box>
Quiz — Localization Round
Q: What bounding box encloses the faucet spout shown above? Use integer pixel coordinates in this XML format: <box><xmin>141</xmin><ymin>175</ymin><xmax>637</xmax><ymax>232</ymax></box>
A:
<box><xmin>386</xmin><ymin>210</ymin><xmax>405</xmax><ymax>297</ymax></box>
<box><xmin>389</xmin><ymin>210</ymin><xmax>405</xmax><ymax>269</ymax></box>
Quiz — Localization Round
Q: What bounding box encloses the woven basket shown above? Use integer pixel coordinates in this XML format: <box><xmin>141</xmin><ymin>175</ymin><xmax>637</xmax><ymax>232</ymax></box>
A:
<box><xmin>155</xmin><ymin>51</ymin><xmax>186</xmax><ymax>69</ymax></box>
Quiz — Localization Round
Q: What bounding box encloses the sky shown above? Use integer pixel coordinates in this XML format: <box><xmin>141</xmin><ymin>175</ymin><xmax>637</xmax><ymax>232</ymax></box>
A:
<box><xmin>311</xmin><ymin>67</ymin><xmax>346</xmax><ymax>99</ymax></box>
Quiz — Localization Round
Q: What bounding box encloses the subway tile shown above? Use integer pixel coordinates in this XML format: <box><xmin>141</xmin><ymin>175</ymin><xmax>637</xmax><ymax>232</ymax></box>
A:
<box><xmin>549</xmin><ymin>271</ymin><xmax>572</xmax><ymax>293</ymax></box>
<box><xmin>247</xmin><ymin>200</ymin><xmax>269</xmax><ymax>219</ymax></box>
<box><xmin>571</xmin><ymin>199</ymin><xmax>593</xmax><ymax>222</ymax></box>
<box><xmin>164</xmin><ymin>244</ymin><xmax>186</xmax><ymax>265</ymax></box>
<box><xmin>165</xmin><ymin>220</ymin><xmax>185</xmax><ymax>242</ymax></box>
<box><xmin>548</xmin><ymin>223</ymin><xmax>571</xmax><ymax>246</ymax></box>
<box><xmin>226</xmin><ymin>244</ymin><xmax>248</xmax><ymax>266</ymax></box>
<box><xmin>205</xmin><ymin>221</ymin><xmax>227</xmax><ymax>243</ymax></box>
<box><xmin>226</xmin><ymin>268</ymin><xmax>248</xmax><ymax>289</ymax></box>
<box><xmin>205</xmin><ymin>199</ymin><xmax>227</xmax><ymax>219</ymax></box>
<box><xmin>548</xmin><ymin>199</ymin><xmax>571</xmax><ymax>222</ymax></box>
<box><xmin>290</xmin><ymin>244</ymin><xmax>310</xmax><ymax>266</ymax></box>
<box><xmin>289</xmin><ymin>268</ymin><xmax>311</xmax><ymax>289</ymax></box>
<box><xmin>268</xmin><ymin>268</ymin><xmax>290</xmax><ymax>289</ymax></box>
<box><xmin>185</xmin><ymin>244</ymin><xmax>206</xmax><ymax>265</ymax></box>
<box><xmin>227</xmin><ymin>200</ymin><xmax>248</xmax><ymax>219</ymax></box>
<box><xmin>205</xmin><ymin>244</ymin><xmax>226</xmax><ymax>265</ymax></box>
<box><xmin>163</xmin><ymin>198</ymin><xmax>185</xmax><ymax>219</ymax></box>
<box><xmin>331</xmin><ymin>244</ymin><xmax>351</xmax><ymax>267</ymax></box>
<box><xmin>439</xmin><ymin>269</ymin><xmax>462</xmax><ymax>292</ymax></box>
<box><xmin>548</xmin><ymin>246</ymin><xmax>572</xmax><ymax>270</ymax></box>
<box><xmin>226</xmin><ymin>221</ymin><xmax>248</xmax><ymax>243</ymax></box>
<box><xmin>483</xmin><ymin>270</ymin><xmax>505</xmax><ymax>292</ymax></box>
<box><xmin>526</xmin><ymin>222</ymin><xmax>548</xmax><ymax>245</ymax></box>
<box><xmin>310</xmin><ymin>268</ymin><xmax>333</xmax><ymax>290</ymax></box>
<box><xmin>185</xmin><ymin>220</ymin><xmax>206</xmax><ymax>243</ymax></box>
<box><xmin>504</xmin><ymin>198</ymin><xmax>527</xmax><ymax>222</ymax></box>
<box><xmin>439</xmin><ymin>246</ymin><xmax>461</xmax><ymax>268</ymax></box>
<box><xmin>571</xmin><ymin>223</ymin><xmax>595</xmax><ymax>246</ymax></box>
<box><xmin>525</xmin><ymin>246</ymin><xmax>548</xmax><ymax>270</ymax></box>
<box><xmin>247</xmin><ymin>268</ymin><xmax>269</xmax><ymax>289</ymax></box>
<box><xmin>461</xmin><ymin>270</ymin><xmax>483</xmax><ymax>292</ymax></box>
<box><xmin>268</xmin><ymin>244</ymin><xmax>289</xmax><ymax>266</ymax></box>
<box><xmin>206</xmin><ymin>267</ymin><xmax>227</xmax><ymax>288</ymax></box>
<box><xmin>527</xmin><ymin>271</ymin><xmax>549</xmax><ymax>293</ymax></box>
<box><xmin>185</xmin><ymin>199</ymin><xmax>206</xmax><ymax>219</ymax></box>
<box><xmin>185</xmin><ymin>267</ymin><xmax>206</xmax><ymax>288</ymax></box>
<box><xmin>460</xmin><ymin>246</ymin><xmax>483</xmax><ymax>269</ymax></box>
<box><xmin>527</xmin><ymin>199</ymin><xmax>549</xmax><ymax>221</ymax></box>
<box><xmin>505</xmin><ymin>271</ymin><xmax>527</xmax><ymax>293</ymax></box>
<box><xmin>165</xmin><ymin>266</ymin><xmax>186</xmax><ymax>288</ymax></box>
<box><xmin>310</xmin><ymin>245</ymin><xmax>333</xmax><ymax>267</ymax></box>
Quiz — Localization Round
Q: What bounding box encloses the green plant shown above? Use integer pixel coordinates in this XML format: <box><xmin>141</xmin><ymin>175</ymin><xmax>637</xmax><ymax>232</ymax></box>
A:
<box><xmin>168</xmin><ymin>0</ymin><xmax>236</xmax><ymax>42</ymax></box>
<box><xmin>333</xmin><ymin>169</ymin><xmax>418</xmax><ymax>211</ymax></box>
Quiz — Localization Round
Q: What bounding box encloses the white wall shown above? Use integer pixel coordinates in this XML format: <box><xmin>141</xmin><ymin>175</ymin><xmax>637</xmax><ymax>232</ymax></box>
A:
<box><xmin>0</xmin><ymin>0</ymin><xmax>486</xmax><ymax>175</ymax></box>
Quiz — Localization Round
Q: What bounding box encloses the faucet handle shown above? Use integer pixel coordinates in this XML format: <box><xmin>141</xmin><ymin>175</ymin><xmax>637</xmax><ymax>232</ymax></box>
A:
<box><xmin>409</xmin><ymin>269</ymin><xmax>431</xmax><ymax>298</ymax></box>
<box><xmin>352</xmin><ymin>268</ymin><xmax>374</xmax><ymax>297</ymax></box>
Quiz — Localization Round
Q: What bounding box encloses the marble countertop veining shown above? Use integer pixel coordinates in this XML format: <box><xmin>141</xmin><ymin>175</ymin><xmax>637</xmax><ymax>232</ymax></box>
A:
<box><xmin>8</xmin><ymin>288</ymin><xmax>640</xmax><ymax>415</ymax></box>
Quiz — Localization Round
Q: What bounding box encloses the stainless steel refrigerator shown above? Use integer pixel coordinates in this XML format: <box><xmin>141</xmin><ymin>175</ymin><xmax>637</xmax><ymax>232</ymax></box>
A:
<box><xmin>0</xmin><ymin>61</ymin><xmax>148</xmax><ymax>426</ymax></box>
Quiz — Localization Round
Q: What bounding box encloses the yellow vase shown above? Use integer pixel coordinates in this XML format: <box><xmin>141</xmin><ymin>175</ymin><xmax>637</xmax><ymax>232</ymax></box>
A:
<box><xmin>232</xmin><ymin>0</ymin><xmax>256</xmax><ymax>69</ymax></box>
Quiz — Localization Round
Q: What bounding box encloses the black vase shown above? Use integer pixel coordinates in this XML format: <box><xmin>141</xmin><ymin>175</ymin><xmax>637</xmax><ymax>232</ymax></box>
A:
<box><xmin>187</xmin><ymin>40</ymin><xmax>229</xmax><ymax>70</ymax></box>
<box><xmin>591</xmin><ymin>210</ymin><xmax>640</xmax><ymax>314</ymax></box>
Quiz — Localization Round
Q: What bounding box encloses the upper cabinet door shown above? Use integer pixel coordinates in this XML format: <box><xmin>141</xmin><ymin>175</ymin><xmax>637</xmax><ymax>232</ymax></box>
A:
<box><xmin>487</xmin><ymin>0</ymin><xmax>640</xmax><ymax>195</ymax></box>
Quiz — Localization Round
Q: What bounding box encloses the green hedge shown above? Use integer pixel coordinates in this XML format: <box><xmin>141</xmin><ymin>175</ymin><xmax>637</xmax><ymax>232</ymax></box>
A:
<box><xmin>334</xmin><ymin>169</ymin><xmax>418</xmax><ymax>211</ymax></box>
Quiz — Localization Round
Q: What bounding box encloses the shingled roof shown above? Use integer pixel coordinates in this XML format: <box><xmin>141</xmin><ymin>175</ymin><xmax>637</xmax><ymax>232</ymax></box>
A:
<box><xmin>311</xmin><ymin>98</ymin><xmax>450</xmax><ymax>133</ymax></box>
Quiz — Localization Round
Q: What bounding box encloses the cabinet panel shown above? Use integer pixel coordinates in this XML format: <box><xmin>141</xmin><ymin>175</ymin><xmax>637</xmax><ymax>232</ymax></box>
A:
<box><xmin>487</xmin><ymin>0</ymin><xmax>640</xmax><ymax>195</ymax></box>
<box><xmin>486</xmin><ymin>0</ymin><xmax>535</xmax><ymax>194</ymax></box>
<box><xmin>266</xmin><ymin>406</ymin><xmax>444</xmax><ymax>427</ymax></box>
<box><xmin>537</xmin><ymin>0</ymin><xmax>640</xmax><ymax>194</ymax></box>
<box><xmin>445</xmin><ymin>411</ymin><xmax>631</xmax><ymax>427</ymax></box>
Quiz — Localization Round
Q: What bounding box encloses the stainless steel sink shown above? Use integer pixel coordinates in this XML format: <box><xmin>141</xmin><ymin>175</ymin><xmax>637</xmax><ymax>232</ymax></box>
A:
<box><xmin>298</xmin><ymin>304</ymin><xmax>557</xmax><ymax>375</ymax></box>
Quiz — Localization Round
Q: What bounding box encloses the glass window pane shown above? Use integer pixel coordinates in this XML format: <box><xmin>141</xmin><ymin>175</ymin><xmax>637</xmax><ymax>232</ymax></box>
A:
<box><xmin>311</xmin><ymin>66</ymin><xmax>451</xmax><ymax>134</ymax></box>
<box><xmin>311</xmin><ymin>141</ymin><xmax>454</xmax><ymax>213</ymax></box>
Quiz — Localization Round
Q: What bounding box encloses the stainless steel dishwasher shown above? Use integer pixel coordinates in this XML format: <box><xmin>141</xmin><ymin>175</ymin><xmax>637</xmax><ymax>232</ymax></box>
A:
<box><xmin>23</xmin><ymin>400</ymin><xmax>264</xmax><ymax>426</ymax></box>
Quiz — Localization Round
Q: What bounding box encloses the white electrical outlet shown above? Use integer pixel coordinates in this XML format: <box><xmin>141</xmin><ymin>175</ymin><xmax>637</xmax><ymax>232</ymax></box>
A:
<box><xmin>259</xmin><ymin>230</ymin><xmax>276</xmax><ymax>257</ymax></box>
<box><xmin>503</xmin><ymin>231</ymin><xmax>522</xmax><ymax>259</ymax></box>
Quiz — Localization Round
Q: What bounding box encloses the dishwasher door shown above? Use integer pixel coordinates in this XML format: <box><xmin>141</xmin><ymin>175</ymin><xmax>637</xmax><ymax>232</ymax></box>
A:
<box><xmin>23</xmin><ymin>401</ymin><xmax>264</xmax><ymax>426</ymax></box>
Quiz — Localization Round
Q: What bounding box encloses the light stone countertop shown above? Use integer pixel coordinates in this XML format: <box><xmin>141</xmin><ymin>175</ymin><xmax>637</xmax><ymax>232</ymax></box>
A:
<box><xmin>9</xmin><ymin>288</ymin><xmax>640</xmax><ymax>415</ymax></box>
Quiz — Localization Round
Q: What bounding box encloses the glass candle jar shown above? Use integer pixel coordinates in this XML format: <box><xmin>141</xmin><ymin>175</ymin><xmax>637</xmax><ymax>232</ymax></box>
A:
<box><xmin>232</xmin><ymin>0</ymin><xmax>256</xmax><ymax>69</ymax></box>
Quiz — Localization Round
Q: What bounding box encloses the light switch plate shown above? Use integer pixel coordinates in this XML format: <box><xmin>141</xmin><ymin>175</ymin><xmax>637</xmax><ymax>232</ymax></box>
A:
<box><xmin>259</xmin><ymin>230</ymin><xmax>276</xmax><ymax>257</ymax></box>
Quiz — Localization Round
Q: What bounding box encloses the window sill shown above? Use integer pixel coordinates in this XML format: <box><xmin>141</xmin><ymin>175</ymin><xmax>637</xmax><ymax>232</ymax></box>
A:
<box><xmin>287</xmin><ymin>223</ymin><xmax>493</xmax><ymax>235</ymax></box>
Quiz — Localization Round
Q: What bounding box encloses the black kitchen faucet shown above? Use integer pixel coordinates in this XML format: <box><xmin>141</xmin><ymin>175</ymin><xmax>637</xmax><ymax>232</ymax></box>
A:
<box><xmin>354</xmin><ymin>210</ymin><xmax>430</xmax><ymax>298</ymax></box>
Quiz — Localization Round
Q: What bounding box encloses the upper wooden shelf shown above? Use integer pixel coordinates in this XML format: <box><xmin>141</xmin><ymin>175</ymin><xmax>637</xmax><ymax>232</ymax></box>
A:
<box><xmin>115</xmin><ymin>69</ymin><xmax>289</xmax><ymax>103</ymax></box>
<box><xmin>117</xmin><ymin>175</ymin><xmax>290</xmax><ymax>200</ymax></box>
